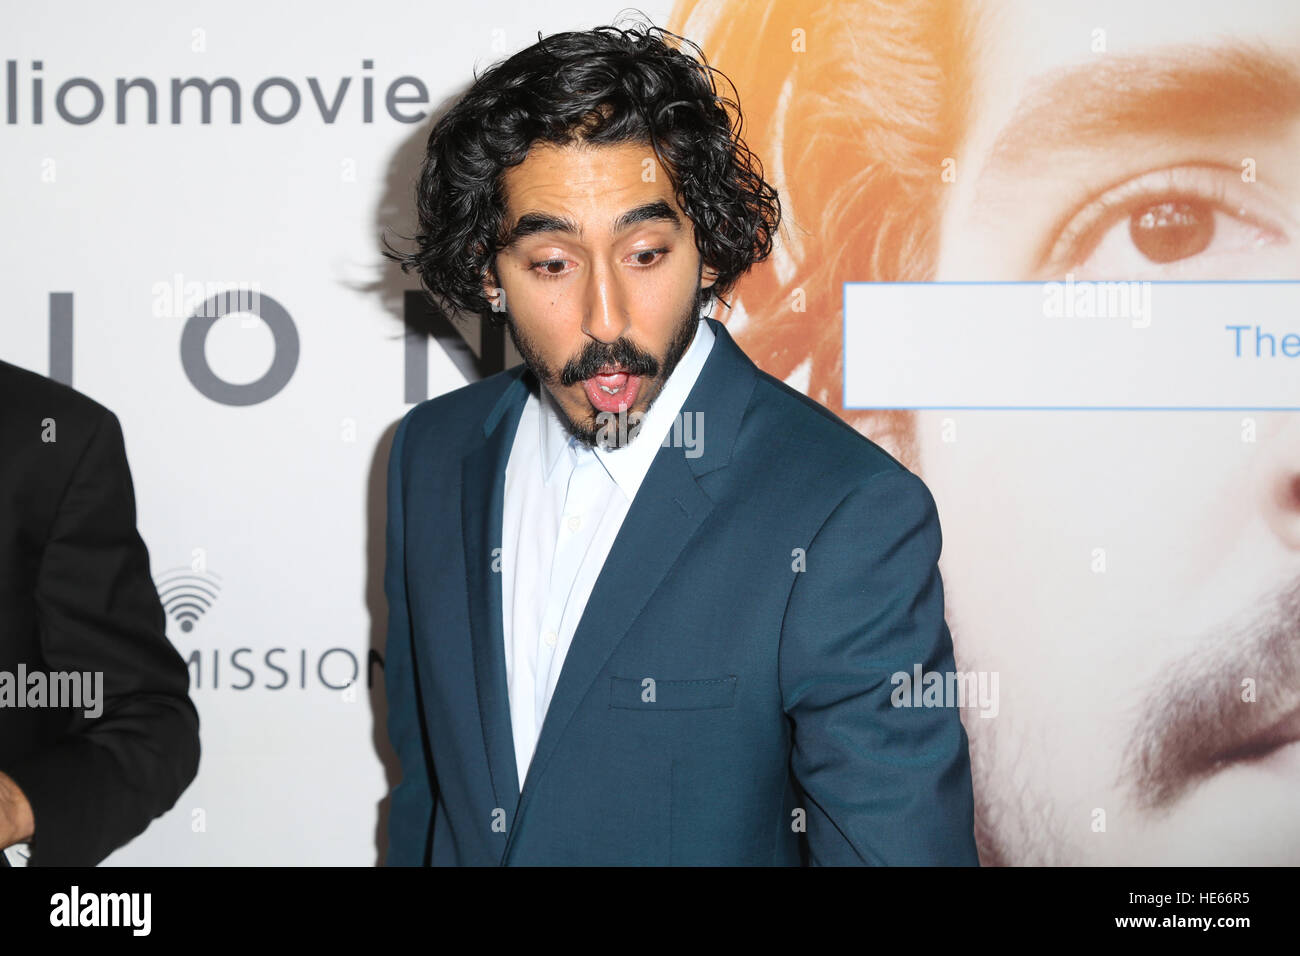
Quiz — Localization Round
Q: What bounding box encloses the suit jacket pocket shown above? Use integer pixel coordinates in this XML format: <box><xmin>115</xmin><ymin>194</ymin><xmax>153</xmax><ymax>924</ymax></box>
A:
<box><xmin>609</xmin><ymin>675</ymin><xmax>737</xmax><ymax>710</ymax></box>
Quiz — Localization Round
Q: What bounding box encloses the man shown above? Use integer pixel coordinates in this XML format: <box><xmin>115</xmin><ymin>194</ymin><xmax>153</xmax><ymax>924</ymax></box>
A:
<box><xmin>669</xmin><ymin>0</ymin><xmax>1300</xmax><ymax>863</ymax></box>
<box><xmin>0</xmin><ymin>359</ymin><xmax>200</xmax><ymax>866</ymax></box>
<box><xmin>382</xmin><ymin>23</ymin><xmax>977</xmax><ymax>865</ymax></box>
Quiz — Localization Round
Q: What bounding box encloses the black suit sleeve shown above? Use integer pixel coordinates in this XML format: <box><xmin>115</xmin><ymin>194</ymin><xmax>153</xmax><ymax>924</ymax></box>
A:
<box><xmin>5</xmin><ymin>408</ymin><xmax>200</xmax><ymax>866</ymax></box>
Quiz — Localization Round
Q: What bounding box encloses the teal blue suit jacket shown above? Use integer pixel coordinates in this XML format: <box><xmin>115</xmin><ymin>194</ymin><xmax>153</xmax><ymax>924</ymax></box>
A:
<box><xmin>383</xmin><ymin>317</ymin><xmax>979</xmax><ymax>865</ymax></box>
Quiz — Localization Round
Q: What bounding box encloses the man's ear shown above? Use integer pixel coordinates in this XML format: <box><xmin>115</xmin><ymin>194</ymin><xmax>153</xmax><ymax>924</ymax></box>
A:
<box><xmin>480</xmin><ymin>260</ymin><xmax>503</xmax><ymax>306</ymax></box>
<box><xmin>700</xmin><ymin>265</ymin><xmax>719</xmax><ymax>290</ymax></box>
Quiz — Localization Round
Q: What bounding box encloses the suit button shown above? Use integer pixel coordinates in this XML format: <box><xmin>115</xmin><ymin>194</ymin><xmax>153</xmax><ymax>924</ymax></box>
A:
<box><xmin>543</xmin><ymin>630</ymin><xmax>557</xmax><ymax>647</ymax></box>
<box><xmin>566</xmin><ymin>514</ymin><xmax>582</xmax><ymax>532</ymax></box>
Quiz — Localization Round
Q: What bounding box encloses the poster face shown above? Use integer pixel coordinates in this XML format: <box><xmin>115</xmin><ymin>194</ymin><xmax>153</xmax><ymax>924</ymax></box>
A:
<box><xmin>669</xmin><ymin>0</ymin><xmax>1300</xmax><ymax>863</ymax></box>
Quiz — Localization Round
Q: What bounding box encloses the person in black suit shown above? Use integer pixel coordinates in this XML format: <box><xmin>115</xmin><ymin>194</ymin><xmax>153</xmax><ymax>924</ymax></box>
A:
<box><xmin>0</xmin><ymin>359</ymin><xmax>200</xmax><ymax>866</ymax></box>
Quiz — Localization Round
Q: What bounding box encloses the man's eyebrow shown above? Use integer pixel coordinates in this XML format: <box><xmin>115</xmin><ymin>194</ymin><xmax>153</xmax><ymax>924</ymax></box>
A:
<box><xmin>501</xmin><ymin>199</ymin><xmax>681</xmax><ymax>248</ymax></box>
<box><xmin>980</xmin><ymin>44</ymin><xmax>1300</xmax><ymax>176</ymax></box>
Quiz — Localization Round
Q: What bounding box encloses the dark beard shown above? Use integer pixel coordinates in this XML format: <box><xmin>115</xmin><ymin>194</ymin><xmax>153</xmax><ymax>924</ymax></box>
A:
<box><xmin>503</xmin><ymin>296</ymin><xmax>702</xmax><ymax>449</ymax></box>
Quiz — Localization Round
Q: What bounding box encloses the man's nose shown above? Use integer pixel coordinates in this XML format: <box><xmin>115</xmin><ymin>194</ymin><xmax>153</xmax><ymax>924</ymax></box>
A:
<box><xmin>581</xmin><ymin>257</ymin><xmax>630</xmax><ymax>343</ymax></box>
<box><xmin>1258</xmin><ymin>412</ymin><xmax>1300</xmax><ymax>551</ymax></box>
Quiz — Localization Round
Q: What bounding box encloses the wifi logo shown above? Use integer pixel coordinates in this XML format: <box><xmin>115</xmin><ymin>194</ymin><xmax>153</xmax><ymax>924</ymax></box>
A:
<box><xmin>155</xmin><ymin>567</ymin><xmax>223</xmax><ymax>633</ymax></box>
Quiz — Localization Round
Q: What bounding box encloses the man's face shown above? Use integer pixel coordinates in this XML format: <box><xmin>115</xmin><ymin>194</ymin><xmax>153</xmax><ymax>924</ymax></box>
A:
<box><xmin>924</xmin><ymin>0</ymin><xmax>1300</xmax><ymax>863</ymax></box>
<box><xmin>485</xmin><ymin>140</ymin><xmax>714</xmax><ymax>447</ymax></box>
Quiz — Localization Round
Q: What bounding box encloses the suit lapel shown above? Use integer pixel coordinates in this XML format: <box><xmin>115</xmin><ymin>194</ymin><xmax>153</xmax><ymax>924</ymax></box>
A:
<box><xmin>461</xmin><ymin>368</ymin><xmax>531</xmax><ymax>827</ymax></box>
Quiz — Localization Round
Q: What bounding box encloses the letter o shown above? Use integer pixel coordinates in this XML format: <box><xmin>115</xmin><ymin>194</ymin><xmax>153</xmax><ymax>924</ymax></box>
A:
<box><xmin>56</xmin><ymin>78</ymin><xmax>104</xmax><ymax>124</ymax></box>
<box><xmin>253</xmin><ymin>77</ymin><xmax>301</xmax><ymax>124</ymax></box>
<box><xmin>317</xmin><ymin>648</ymin><xmax>359</xmax><ymax>691</ymax></box>
<box><xmin>181</xmin><ymin>291</ymin><xmax>299</xmax><ymax>405</ymax></box>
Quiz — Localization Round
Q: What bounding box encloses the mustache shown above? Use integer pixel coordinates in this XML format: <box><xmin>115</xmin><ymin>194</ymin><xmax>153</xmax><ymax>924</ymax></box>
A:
<box><xmin>1122</xmin><ymin>575</ymin><xmax>1300</xmax><ymax>811</ymax></box>
<box><xmin>558</xmin><ymin>338</ymin><xmax>659</xmax><ymax>386</ymax></box>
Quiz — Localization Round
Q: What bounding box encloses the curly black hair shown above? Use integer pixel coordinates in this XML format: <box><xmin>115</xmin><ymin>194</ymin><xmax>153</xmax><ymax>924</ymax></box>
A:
<box><xmin>384</xmin><ymin>16</ymin><xmax>782</xmax><ymax>326</ymax></box>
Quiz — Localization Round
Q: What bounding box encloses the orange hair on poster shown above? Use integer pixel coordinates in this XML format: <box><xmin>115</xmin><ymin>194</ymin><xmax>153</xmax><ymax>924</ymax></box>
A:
<box><xmin>666</xmin><ymin>0</ymin><xmax>974</xmax><ymax>468</ymax></box>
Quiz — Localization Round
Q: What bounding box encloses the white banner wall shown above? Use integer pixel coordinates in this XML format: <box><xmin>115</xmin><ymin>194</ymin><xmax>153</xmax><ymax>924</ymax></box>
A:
<box><xmin>2</xmin><ymin>0</ymin><xmax>672</xmax><ymax>865</ymax></box>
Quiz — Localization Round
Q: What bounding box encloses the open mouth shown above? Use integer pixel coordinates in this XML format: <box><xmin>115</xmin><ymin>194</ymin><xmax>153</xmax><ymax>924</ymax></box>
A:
<box><xmin>582</xmin><ymin>366</ymin><xmax>642</xmax><ymax>414</ymax></box>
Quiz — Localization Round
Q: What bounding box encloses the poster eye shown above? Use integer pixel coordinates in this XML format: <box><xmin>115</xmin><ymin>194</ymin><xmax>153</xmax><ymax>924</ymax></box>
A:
<box><xmin>1044</xmin><ymin>165</ymin><xmax>1290</xmax><ymax>277</ymax></box>
<box><xmin>1128</xmin><ymin>200</ymin><xmax>1215</xmax><ymax>264</ymax></box>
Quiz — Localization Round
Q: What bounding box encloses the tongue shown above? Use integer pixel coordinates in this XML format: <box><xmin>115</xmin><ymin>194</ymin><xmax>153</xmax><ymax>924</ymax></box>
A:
<box><xmin>582</xmin><ymin>371</ymin><xmax>641</xmax><ymax>415</ymax></box>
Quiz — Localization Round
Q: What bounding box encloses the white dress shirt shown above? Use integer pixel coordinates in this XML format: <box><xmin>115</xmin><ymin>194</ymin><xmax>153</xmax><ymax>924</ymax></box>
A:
<box><xmin>500</xmin><ymin>318</ymin><xmax>716</xmax><ymax>788</ymax></box>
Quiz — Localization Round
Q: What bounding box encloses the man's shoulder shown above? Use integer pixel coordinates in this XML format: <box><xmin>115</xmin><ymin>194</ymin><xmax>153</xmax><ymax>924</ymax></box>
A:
<box><xmin>735</xmin><ymin>369</ymin><xmax>939</xmax><ymax>538</ymax></box>
<box><xmin>744</xmin><ymin>368</ymin><xmax>910</xmax><ymax>484</ymax></box>
<box><xmin>0</xmin><ymin>359</ymin><xmax>111</xmax><ymax>428</ymax></box>
<box><xmin>0</xmin><ymin>360</ymin><xmax>117</xmax><ymax>485</ymax></box>
<box><xmin>395</xmin><ymin>365</ymin><xmax>525</xmax><ymax>454</ymax></box>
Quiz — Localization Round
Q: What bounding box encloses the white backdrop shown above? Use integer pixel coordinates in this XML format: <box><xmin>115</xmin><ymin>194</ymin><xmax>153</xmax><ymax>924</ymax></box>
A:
<box><xmin>2</xmin><ymin>0</ymin><xmax>672</xmax><ymax>865</ymax></box>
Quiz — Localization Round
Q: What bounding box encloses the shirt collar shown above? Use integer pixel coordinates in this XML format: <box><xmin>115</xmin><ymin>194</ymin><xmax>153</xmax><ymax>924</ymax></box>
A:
<box><xmin>538</xmin><ymin>384</ymin><xmax>576</xmax><ymax>485</ymax></box>
<box><xmin>537</xmin><ymin>318</ymin><xmax>716</xmax><ymax>499</ymax></box>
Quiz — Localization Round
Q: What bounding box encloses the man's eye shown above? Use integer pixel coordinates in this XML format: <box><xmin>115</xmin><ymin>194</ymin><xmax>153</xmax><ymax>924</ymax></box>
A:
<box><xmin>1042</xmin><ymin>165</ymin><xmax>1291</xmax><ymax>279</ymax></box>
<box><xmin>630</xmin><ymin>248</ymin><xmax>668</xmax><ymax>267</ymax></box>
<box><xmin>531</xmin><ymin>259</ymin><xmax>571</xmax><ymax>278</ymax></box>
